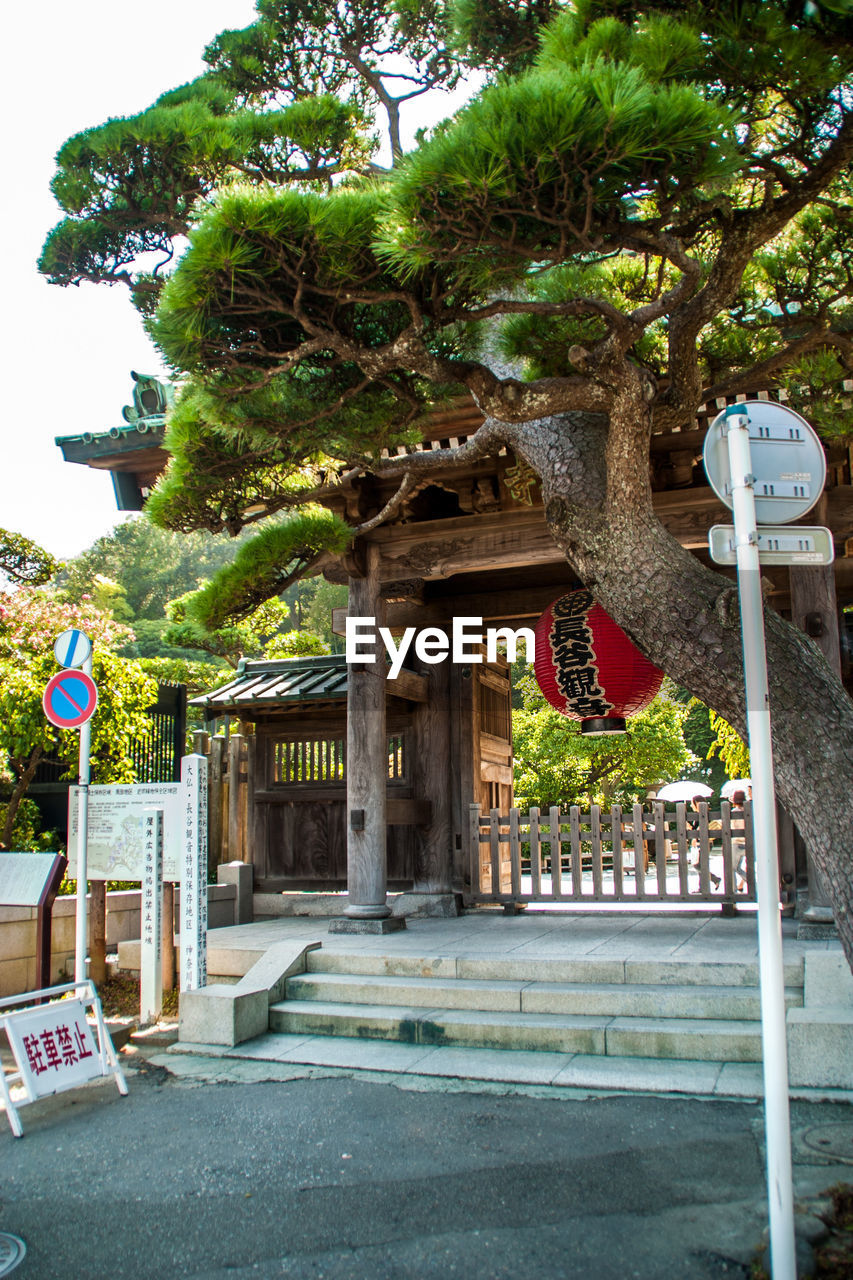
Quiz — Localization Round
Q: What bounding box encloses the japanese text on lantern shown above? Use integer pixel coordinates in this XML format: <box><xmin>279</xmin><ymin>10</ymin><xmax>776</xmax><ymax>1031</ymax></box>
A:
<box><xmin>549</xmin><ymin>591</ymin><xmax>610</xmax><ymax>718</ymax></box>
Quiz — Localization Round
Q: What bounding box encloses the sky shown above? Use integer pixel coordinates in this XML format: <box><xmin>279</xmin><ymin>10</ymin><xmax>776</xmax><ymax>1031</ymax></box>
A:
<box><xmin>1</xmin><ymin>1</ymin><xmax>266</xmax><ymax>561</ymax></box>
<box><xmin>2</xmin><ymin>2</ymin><xmax>481</xmax><ymax>566</ymax></box>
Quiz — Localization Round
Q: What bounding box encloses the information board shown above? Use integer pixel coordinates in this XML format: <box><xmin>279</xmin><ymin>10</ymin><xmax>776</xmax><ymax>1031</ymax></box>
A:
<box><xmin>66</xmin><ymin>784</ymin><xmax>183</xmax><ymax>880</ymax></box>
<box><xmin>0</xmin><ymin>853</ymin><xmax>66</xmax><ymax>907</ymax></box>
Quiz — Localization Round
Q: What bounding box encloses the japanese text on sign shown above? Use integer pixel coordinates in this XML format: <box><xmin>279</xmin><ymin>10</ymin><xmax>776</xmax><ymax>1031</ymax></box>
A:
<box><xmin>5</xmin><ymin>1001</ymin><xmax>101</xmax><ymax>1098</ymax></box>
<box><xmin>180</xmin><ymin>755</ymin><xmax>208</xmax><ymax>992</ymax></box>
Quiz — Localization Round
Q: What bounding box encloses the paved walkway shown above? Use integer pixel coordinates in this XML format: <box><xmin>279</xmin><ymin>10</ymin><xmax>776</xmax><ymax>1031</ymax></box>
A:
<box><xmin>203</xmin><ymin>907</ymin><xmax>827</xmax><ymax>971</ymax></box>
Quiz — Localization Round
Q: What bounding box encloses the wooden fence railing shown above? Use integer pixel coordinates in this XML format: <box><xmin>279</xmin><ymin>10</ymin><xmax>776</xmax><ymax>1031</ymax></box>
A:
<box><xmin>468</xmin><ymin>800</ymin><xmax>756</xmax><ymax>906</ymax></box>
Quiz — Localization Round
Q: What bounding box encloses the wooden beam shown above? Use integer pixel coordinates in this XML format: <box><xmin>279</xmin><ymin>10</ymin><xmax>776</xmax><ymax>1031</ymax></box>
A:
<box><xmin>385</xmin><ymin>668</ymin><xmax>429</xmax><ymax>703</ymax></box>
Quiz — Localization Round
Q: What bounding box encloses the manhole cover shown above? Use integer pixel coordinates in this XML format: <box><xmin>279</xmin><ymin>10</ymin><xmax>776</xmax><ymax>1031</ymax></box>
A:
<box><xmin>802</xmin><ymin>1122</ymin><xmax>853</xmax><ymax>1164</ymax></box>
<box><xmin>0</xmin><ymin>1234</ymin><xmax>26</xmax><ymax>1277</ymax></box>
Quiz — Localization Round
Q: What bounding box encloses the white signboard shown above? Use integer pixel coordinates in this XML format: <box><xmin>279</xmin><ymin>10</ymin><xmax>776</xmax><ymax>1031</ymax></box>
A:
<box><xmin>66</xmin><ymin>784</ymin><xmax>183</xmax><ymax>880</ymax></box>
<box><xmin>53</xmin><ymin>628</ymin><xmax>92</xmax><ymax>670</ymax></box>
<box><xmin>708</xmin><ymin>523</ymin><xmax>835</xmax><ymax>567</ymax></box>
<box><xmin>0</xmin><ymin>979</ymin><xmax>128</xmax><ymax>1136</ymax></box>
<box><xmin>4</xmin><ymin>1000</ymin><xmax>102</xmax><ymax>1098</ymax></box>
<box><xmin>703</xmin><ymin>401</ymin><xmax>827</xmax><ymax>524</ymax></box>
<box><xmin>180</xmin><ymin>755</ymin><xmax>208</xmax><ymax>992</ymax></box>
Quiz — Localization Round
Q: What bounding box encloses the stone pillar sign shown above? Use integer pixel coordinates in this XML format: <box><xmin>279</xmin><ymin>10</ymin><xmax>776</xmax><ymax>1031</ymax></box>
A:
<box><xmin>180</xmin><ymin>754</ymin><xmax>208</xmax><ymax>991</ymax></box>
<box><xmin>140</xmin><ymin>809</ymin><xmax>164</xmax><ymax>1024</ymax></box>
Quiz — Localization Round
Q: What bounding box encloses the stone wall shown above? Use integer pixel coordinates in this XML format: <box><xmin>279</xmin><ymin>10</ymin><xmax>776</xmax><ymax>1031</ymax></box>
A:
<box><xmin>0</xmin><ymin>883</ymin><xmax>237</xmax><ymax>997</ymax></box>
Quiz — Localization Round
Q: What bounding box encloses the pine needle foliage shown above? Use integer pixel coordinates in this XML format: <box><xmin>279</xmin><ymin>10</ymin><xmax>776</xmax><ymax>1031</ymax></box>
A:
<box><xmin>40</xmin><ymin>0</ymin><xmax>853</xmax><ymax>628</ymax></box>
<box><xmin>182</xmin><ymin>509</ymin><xmax>353</xmax><ymax>630</ymax></box>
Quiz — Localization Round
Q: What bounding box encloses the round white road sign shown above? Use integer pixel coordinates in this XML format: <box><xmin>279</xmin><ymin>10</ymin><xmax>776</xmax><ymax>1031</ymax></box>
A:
<box><xmin>703</xmin><ymin>400</ymin><xmax>826</xmax><ymax>525</ymax></box>
<box><xmin>53</xmin><ymin>628</ymin><xmax>92</xmax><ymax>669</ymax></box>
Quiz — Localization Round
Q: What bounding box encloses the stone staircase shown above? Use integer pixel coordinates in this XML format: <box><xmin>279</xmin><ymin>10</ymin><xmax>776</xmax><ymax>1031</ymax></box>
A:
<box><xmin>269</xmin><ymin>948</ymin><xmax>805</xmax><ymax>1065</ymax></box>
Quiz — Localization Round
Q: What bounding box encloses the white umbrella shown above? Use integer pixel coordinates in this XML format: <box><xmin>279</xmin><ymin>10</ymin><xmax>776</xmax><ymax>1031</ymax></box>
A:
<box><xmin>655</xmin><ymin>781</ymin><xmax>713</xmax><ymax>803</ymax></box>
<box><xmin>721</xmin><ymin>778</ymin><xmax>751</xmax><ymax>800</ymax></box>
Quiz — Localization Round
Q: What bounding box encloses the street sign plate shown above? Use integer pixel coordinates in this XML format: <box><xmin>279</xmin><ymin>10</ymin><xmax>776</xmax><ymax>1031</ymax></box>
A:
<box><xmin>53</xmin><ymin>628</ymin><xmax>92</xmax><ymax>669</ymax></box>
<box><xmin>43</xmin><ymin>670</ymin><xmax>98</xmax><ymax>729</ymax></box>
<box><xmin>708</xmin><ymin>524</ymin><xmax>835</xmax><ymax>566</ymax></box>
<box><xmin>703</xmin><ymin>401</ymin><xmax>826</xmax><ymax>524</ymax></box>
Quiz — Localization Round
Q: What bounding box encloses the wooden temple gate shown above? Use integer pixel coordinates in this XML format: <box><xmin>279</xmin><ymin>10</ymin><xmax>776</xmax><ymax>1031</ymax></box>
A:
<box><xmin>192</xmin><ymin>651</ymin><xmax>514</xmax><ymax>895</ymax></box>
<box><xmin>60</xmin><ymin>375</ymin><xmax>853</xmax><ymax>919</ymax></box>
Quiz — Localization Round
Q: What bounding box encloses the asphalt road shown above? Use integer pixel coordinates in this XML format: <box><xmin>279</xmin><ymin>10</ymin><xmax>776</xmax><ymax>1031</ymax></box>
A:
<box><xmin>1</xmin><ymin>1058</ymin><xmax>850</xmax><ymax>1280</ymax></box>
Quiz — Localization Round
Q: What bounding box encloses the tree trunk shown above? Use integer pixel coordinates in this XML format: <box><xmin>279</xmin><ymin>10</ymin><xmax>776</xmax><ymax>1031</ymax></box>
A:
<box><xmin>509</xmin><ymin>398</ymin><xmax>853</xmax><ymax>968</ymax></box>
<box><xmin>0</xmin><ymin>746</ymin><xmax>44</xmax><ymax>850</ymax></box>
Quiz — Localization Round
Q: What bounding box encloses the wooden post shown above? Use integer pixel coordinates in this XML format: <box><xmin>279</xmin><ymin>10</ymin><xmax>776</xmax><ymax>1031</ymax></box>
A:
<box><xmin>789</xmin><ymin>559</ymin><xmax>839</xmax><ymax>915</ymax></box>
<box><xmin>413</xmin><ymin>651</ymin><xmax>452</xmax><ymax>892</ymax></box>
<box><xmin>208</xmin><ymin>736</ymin><xmax>225</xmax><ymax>869</ymax></box>
<box><xmin>344</xmin><ymin>545</ymin><xmax>390</xmax><ymax>918</ymax></box>
<box><xmin>227</xmin><ymin>733</ymin><xmax>244</xmax><ymax>866</ymax></box>
<box><xmin>89</xmin><ymin>880</ymin><xmax>107</xmax><ymax>986</ymax></box>
<box><xmin>161</xmin><ymin>882</ymin><xmax>176</xmax><ymax>992</ymax></box>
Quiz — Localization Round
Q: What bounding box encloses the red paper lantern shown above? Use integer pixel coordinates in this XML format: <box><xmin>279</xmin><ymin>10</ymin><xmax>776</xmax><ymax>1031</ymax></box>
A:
<box><xmin>534</xmin><ymin>589</ymin><xmax>664</xmax><ymax>734</ymax></box>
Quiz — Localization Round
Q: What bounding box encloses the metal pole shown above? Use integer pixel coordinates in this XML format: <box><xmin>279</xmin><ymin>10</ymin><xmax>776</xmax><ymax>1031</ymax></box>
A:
<box><xmin>723</xmin><ymin>405</ymin><xmax>796</xmax><ymax>1279</ymax></box>
<box><xmin>74</xmin><ymin>654</ymin><xmax>92</xmax><ymax>987</ymax></box>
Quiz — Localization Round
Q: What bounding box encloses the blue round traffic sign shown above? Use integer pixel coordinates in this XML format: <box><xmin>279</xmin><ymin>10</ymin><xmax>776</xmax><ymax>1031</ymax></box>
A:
<box><xmin>43</xmin><ymin>670</ymin><xmax>98</xmax><ymax>729</ymax></box>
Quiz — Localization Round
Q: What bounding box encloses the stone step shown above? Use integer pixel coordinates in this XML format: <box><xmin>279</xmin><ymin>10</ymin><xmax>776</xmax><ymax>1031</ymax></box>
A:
<box><xmin>286</xmin><ymin>971</ymin><xmax>802</xmax><ymax>1020</ymax></box>
<box><xmin>308</xmin><ymin>949</ymin><xmax>804</xmax><ymax>990</ymax></box>
<box><xmin>268</xmin><ymin>999</ymin><xmax>762</xmax><ymax>1062</ymax></box>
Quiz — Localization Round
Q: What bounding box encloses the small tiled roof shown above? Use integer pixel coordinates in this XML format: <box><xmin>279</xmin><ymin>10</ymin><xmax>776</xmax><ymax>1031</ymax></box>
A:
<box><xmin>191</xmin><ymin>655</ymin><xmax>349</xmax><ymax>717</ymax></box>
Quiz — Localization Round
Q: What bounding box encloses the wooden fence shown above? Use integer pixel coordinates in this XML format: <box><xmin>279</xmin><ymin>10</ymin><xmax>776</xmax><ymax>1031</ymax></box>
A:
<box><xmin>468</xmin><ymin>800</ymin><xmax>757</xmax><ymax>906</ymax></box>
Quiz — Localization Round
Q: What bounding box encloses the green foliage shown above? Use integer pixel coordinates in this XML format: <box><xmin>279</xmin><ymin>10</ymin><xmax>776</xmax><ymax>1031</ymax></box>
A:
<box><xmin>377</xmin><ymin>55</ymin><xmax>739</xmax><ymax>288</ymax></box>
<box><xmin>0</xmin><ymin>799</ymin><xmax>60</xmax><ymax>853</ymax></box>
<box><xmin>57</xmin><ymin>517</ymin><xmax>252</xmax><ymax>620</ymax></box>
<box><xmin>40</xmin><ymin>73</ymin><xmax>369</xmax><ymax>311</ymax></box>
<box><xmin>707</xmin><ymin>708</ymin><xmax>750</xmax><ymax>777</ymax></box>
<box><xmin>451</xmin><ymin>0</ymin><xmax>562</xmax><ymax>74</ymax></box>
<box><xmin>512</xmin><ymin>670</ymin><xmax>696</xmax><ymax>808</ymax></box>
<box><xmin>0</xmin><ymin>529</ymin><xmax>60</xmax><ymax>587</ymax></box>
<box><xmin>0</xmin><ymin>588</ymin><xmax>157</xmax><ymax>847</ymax></box>
<box><xmin>264</xmin><ymin>628</ymin><xmax>330</xmax><ymax>658</ymax></box>
<box><xmin>677</xmin><ymin>695</ymin><xmax>729</xmax><ymax>793</ymax></box>
<box><xmin>206</xmin><ymin>0</ymin><xmax>460</xmax><ymax>133</ymax></box>
<box><xmin>39</xmin><ymin>1</ymin><xmax>853</xmax><ymax>643</ymax></box>
<box><xmin>164</xmin><ymin>591</ymin><xmax>290</xmax><ymax>667</ymax></box>
<box><xmin>181</xmin><ymin>510</ymin><xmax>353</xmax><ymax>629</ymax></box>
<box><xmin>137</xmin><ymin>656</ymin><xmax>226</xmax><ymax>696</ymax></box>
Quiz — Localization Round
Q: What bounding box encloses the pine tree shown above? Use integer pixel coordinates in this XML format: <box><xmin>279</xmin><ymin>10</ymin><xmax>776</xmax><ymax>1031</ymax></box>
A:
<box><xmin>41</xmin><ymin>1</ymin><xmax>853</xmax><ymax>960</ymax></box>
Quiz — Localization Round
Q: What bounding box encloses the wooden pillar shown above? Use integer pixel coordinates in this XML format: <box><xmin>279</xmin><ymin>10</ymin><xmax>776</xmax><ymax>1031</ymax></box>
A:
<box><xmin>162</xmin><ymin>882</ymin><xmax>176</xmax><ymax>991</ymax></box>
<box><xmin>345</xmin><ymin>545</ymin><xmax>390</xmax><ymax>918</ymax></box>
<box><xmin>413</xmin><ymin>643</ymin><xmax>452</xmax><ymax>893</ymax></box>
<box><xmin>789</xmin><ymin>559</ymin><xmax>840</xmax><ymax>914</ymax></box>
<box><xmin>450</xmin><ymin>659</ymin><xmax>477</xmax><ymax>889</ymax></box>
<box><xmin>89</xmin><ymin>880</ymin><xmax>107</xmax><ymax>986</ymax></box>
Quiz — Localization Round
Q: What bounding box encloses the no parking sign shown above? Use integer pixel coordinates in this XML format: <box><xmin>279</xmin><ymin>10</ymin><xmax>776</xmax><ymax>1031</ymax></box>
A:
<box><xmin>43</xmin><ymin>629</ymin><xmax>97</xmax><ymax>987</ymax></box>
<box><xmin>42</xmin><ymin>669</ymin><xmax>98</xmax><ymax>729</ymax></box>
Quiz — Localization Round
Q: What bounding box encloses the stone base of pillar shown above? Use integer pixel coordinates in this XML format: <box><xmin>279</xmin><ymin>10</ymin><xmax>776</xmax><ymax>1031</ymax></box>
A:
<box><xmin>391</xmin><ymin>892</ymin><xmax>463</xmax><ymax>919</ymax></box>
<box><xmin>328</xmin><ymin>916</ymin><xmax>407</xmax><ymax>935</ymax></box>
<box><xmin>797</xmin><ymin>901</ymin><xmax>837</xmax><ymax>941</ymax></box>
